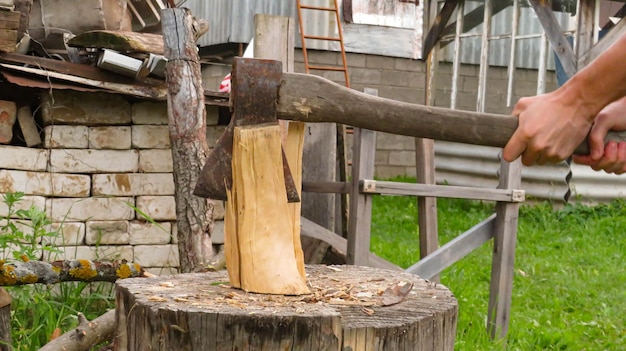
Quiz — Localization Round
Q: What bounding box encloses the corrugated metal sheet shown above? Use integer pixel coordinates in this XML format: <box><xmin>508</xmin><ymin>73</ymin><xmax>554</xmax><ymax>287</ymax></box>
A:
<box><xmin>569</xmin><ymin>164</ymin><xmax>626</xmax><ymax>203</ymax></box>
<box><xmin>184</xmin><ymin>0</ymin><xmax>332</xmax><ymax>50</ymax></box>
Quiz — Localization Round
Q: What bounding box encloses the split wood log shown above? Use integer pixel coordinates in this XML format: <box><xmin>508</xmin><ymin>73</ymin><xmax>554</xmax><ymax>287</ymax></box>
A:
<box><xmin>39</xmin><ymin>310</ymin><xmax>115</xmax><ymax>351</ymax></box>
<box><xmin>115</xmin><ymin>265</ymin><xmax>458</xmax><ymax>351</ymax></box>
<box><xmin>0</xmin><ymin>260</ymin><xmax>145</xmax><ymax>286</ymax></box>
<box><xmin>0</xmin><ymin>288</ymin><xmax>10</xmax><ymax>351</ymax></box>
<box><xmin>225</xmin><ymin>124</ymin><xmax>308</xmax><ymax>295</ymax></box>
<box><xmin>67</xmin><ymin>30</ymin><xmax>164</xmax><ymax>54</ymax></box>
<box><xmin>162</xmin><ymin>8</ymin><xmax>213</xmax><ymax>272</ymax></box>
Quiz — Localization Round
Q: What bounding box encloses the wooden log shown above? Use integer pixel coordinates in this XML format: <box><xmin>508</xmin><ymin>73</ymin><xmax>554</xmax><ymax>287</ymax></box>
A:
<box><xmin>226</xmin><ymin>124</ymin><xmax>308</xmax><ymax>295</ymax></box>
<box><xmin>162</xmin><ymin>8</ymin><xmax>213</xmax><ymax>272</ymax></box>
<box><xmin>115</xmin><ymin>265</ymin><xmax>458</xmax><ymax>351</ymax></box>
<box><xmin>16</xmin><ymin>106</ymin><xmax>41</xmax><ymax>147</ymax></box>
<box><xmin>39</xmin><ymin>310</ymin><xmax>115</xmax><ymax>351</ymax></box>
<box><xmin>0</xmin><ymin>100</ymin><xmax>16</xmax><ymax>144</ymax></box>
<box><xmin>68</xmin><ymin>30</ymin><xmax>164</xmax><ymax>54</ymax></box>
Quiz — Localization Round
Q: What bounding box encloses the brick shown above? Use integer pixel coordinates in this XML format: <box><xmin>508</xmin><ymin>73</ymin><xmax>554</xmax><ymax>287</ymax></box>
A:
<box><xmin>171</xmin><ymin>222</ymin><xmax>177</xmax><ymax>244</ymax></box>
<box><xmin>136</xmin><ymin>196</ymin><xmax>176</xmax><ymax>221</ymax></box>
<box><xmin>41</xmin><ymin>90</ymin><xmax>131</xmax><ymax>126</ymax></box>
<box><xmin>206</xmin><ymin>126</ymin><xmax>227</xmax><ymax>148</ymax></box>
<box><xmin>43</xmin><ymin>125</ymin><xmax>89</xmax><ymax>148</ymax></box>
<box><xmin>17</xmin><ymin>106</ymin><xmax>42</xmax><ymax>147</ymax></box>
<box><xmin>134</xmin><ymin>244</ymin><xmax>179</xmax><ymax>267</ymax></box>
<box><xmin>374</xmin><ymin>150</ymin><xmax>389</xmax><ymax>165</ymax></box>
<box><xmin>85</xmin><ymin>221</ymin><xmax>130</xmax><ymax>245</ymax></box>
<box><xmin>129</xmin><ymin>221</ymin><xmax>171</xmax><ymax>245</ymax></box>
<box><xmin>132</xmin><ymin>101</ymin><xmax>168</xmax><ymax>125</ymax></box>
<box><xmin>144</xmin><ymin>267</ymin><xmax>179</xmax><ymax>276</ymax></box>
<box><xmin>377</xmin><ymin>133</ymin><xmax>406</xmax><ymax>150</ymax></box>
<box><xmin>50</xmin><ymin>149</ymin><xmax>138</xmax><ymax>173</ymax></box>
<box><xmin>89</xmin><ymin>126</ymin><xmax>131</xmax><ymax>149</ymax></box>
<box><xmin>0</xmin><ymin>170</ymin><xmax>90</xmax><ymax>197</ymax></box>
<box><xmin>92</xmin><ymin>173</ymin><xmax>174</xmax><ymax>196</ymax></box>
<box><xmin>306</xmin><ymin>49</ymin><xmax>338</xmax><ymax>65</ymax></box>
<box><xmin>138</xmin><ymin>149</ymin><xmax>173</xmax><ymax>172</ymax></box>
<box><xmin>375</xmin><ymin>166</ymin><xmax>408</xmax><ymax>180</ymax></box>
<box><xmin>44</xmin><ymin>222</ymin><xmax>85</xmax><ymax>246</ymax></box>
<box><xmin>0</xmin><ymin>145</ymin><xmax>48</xmax><ymax>171</ymax></box>
<box><xmin>0</xmin><ymin>100</ymin><xmax>17</xmax><ymax>144</ymax></box>
<box><xmin>406</xmin><ymin>72</ymin><xmax>427</xmax><ymax>88</ymax></box>
<box><xmin>350</xmin><ymin>68</ymin><xmax>382</xmax><ymax>85</ymax></box>
<box><xmin>394</xmin><ymin>57</ymin><xmax>425</xmax><ymax>72</ymax></box>
<box><xmin>346</xmin><ymin>53</ymin><xmax>366</xmax><ymax>68</ymax></box>
<box><xmin>378</xmin><ymin>86</ymin><xmax>422</xmax><ymax>103</ymax></box>
<box><xmin>47</xmin><ymin>245</ymin><xmax>134</xmax><ymax>261</ymax></box>
<box><xmin>322</xmin><ymin>70</ymin><xmax>348</xmax><ymax>84</ymax></box>
<box><xmin>365</xmin><ymin>55</ymin><xmax>395</xmax><ymax>70</ymax></box>
<box><xmin>212</xmin><ymin>220</ymin><xmax>224</xmax><ymax>245</ymax></box>
<box><xmin>46</xmin><ymin>197</ymin><xmax>135</xmax><ymax>222</ymax></box>
<box><xmin>132</xmin><ymin>125</ymin><xmax>171</xmax><ymax>149</ymax></box>
<box><xmin>0</xmin><ymin>195</ymin><xmax>45</xmax><ymax>218</ymax></box>
<box><xmin>389</xmin><ymin>150</ymin><xmax>416</xmax><ymax>167</ymax></box>
<box><xmin>0</xmin><ymin>219</ymin><xmax>38</xmax><ymax>243</ymax></box>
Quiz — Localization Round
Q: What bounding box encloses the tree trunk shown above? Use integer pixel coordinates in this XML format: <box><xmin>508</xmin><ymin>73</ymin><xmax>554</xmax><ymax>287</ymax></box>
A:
<box><xmin>0</xmin><ymin>288</ymin><xmax>10</xmax><ymax>351</ymax></box>
<box><xmin>115</xmin><ymin>265</ymin><xmax>458</xmax><ymax>351</ymax></box>
<box><xmin>162</xmin><ymin>8</ymin><xmax>213</xmax><ymax>272</ymax></box>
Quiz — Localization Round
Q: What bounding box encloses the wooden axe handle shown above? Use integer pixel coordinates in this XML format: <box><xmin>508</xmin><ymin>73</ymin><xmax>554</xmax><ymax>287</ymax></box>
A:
<box><xmin>276</xmin><ymin>73</ymin><xmax>626</xmax><ymax>155</ymax></box>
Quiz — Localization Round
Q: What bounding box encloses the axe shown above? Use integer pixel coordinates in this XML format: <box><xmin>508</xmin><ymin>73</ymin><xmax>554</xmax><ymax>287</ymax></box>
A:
<box><xmin>194</xmin><ymin>57</ymin><xmax>626</xmax><ymax>201</ymax></box>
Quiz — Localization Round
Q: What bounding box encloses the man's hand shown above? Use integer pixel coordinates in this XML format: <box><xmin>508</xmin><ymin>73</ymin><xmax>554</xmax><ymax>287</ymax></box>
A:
<box><xmin>502</xmin><ymin>89</ymin><xmax>593</xmax><ymax>166</ymax></box>
<box><xmin>573</xmin><ymin>97</ymin><xmax>626</xmax><ymax>174</ymax></box>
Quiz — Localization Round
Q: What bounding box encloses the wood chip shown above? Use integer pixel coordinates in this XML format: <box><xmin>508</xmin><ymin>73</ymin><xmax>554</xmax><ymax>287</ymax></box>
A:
<box><xmin>380</xmin><ymin>281</ymin><xmax>414</xmax><ymax>307</ymax></box>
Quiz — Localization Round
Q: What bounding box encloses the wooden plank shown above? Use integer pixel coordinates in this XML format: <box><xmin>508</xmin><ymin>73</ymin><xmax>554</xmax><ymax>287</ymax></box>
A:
<box><xmin>346</xmin><ymin>123</ymin><xmax>376</xmax><ymax>266</ymax></box>
<box><xmin>302</xmin><ymin>181</ymin><xmax>350</xmax><ymax>194</ymax></box>
<box><xmin>450</xmin><ymin>0</ymin><xmax>464</xmax><ymax>109</ymax></box>
<box><xmin>440</xmin><ymin>0</ymin><xmax>510</xmax><ymax>42</ymax></box>
<box><xmin>361</xmin><ymin>180</ymin><xmax>524</xmax><ymax>202</ymax></box>
<box><xmin>421</xmin><ymin>0</ymin><xmax>459</xmax><ymax>59</ymax></box>
<box><xmin>575</xmin><ymin>0</ymin><xmax>597</xmax><ymax>60</ymax></box>
<box><xmin>68</xmin><ymin>30</ymin><xmax>164</xmax><ymax>54</ymax></box>
<box><xmin>300</xmin><ymin>217</ymin><xmax>401</xmax><ymax>271</ymax></box>
<box><xmin>487</xmin><ymin>159</ymin><xmax>522</xmax><ymax>340</ymax></box>
<box><xmin>528</xmin><ymin>0</ymin><xmax>577</xmax><ymax>78</ymax></box>
<box><xmin>406</xmin><ymin>214</ymin><xmax>495</xmax><ymax>279</ymax></box>
<box><xmin>578</xmin><ymin>15</ymin><xmax>626</xmax><ymax>69</ymax></box>
<box><xmin>506</xmin><ymin>0</ymin><xmax>520</xmax><ymax>107</ymax></box>
<box><xmin>476</xmin><ymin>0</ymin><xmax>492</xmax><ymax>112</ymax></box>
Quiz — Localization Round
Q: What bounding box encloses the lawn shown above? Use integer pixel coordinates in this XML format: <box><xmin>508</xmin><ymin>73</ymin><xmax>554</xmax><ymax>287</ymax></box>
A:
<box><xmin>371</xmin><ymin>178</ymin><xmax>626</xmax><ymax>350</ymax></box>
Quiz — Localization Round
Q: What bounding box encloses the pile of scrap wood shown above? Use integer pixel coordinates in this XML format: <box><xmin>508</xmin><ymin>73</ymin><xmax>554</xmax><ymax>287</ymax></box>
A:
<box><xmin>0</xmin><ymin>0</ymin><xmax>221</xmax><ymax>148</ymax></box>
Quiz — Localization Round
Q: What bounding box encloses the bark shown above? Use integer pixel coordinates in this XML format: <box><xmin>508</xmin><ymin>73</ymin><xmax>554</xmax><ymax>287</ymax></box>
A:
<box><xmin>39</xmin><ymin>310</ymin><xmax>115</xmax><ymax>351</ymax></box>
<box><xmin>162</xmin><ymin>8</ymin><xmax>213</xmax><ymax>272</ymax></box>
<box><xmin>0</xmin><ymin>260</ymin><xmax>145</xmax><ymax>286</ymax></box>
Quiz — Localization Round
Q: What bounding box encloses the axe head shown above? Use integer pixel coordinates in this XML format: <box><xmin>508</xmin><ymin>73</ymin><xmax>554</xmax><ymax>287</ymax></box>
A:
<box><xmin>194</xmin><ymin>57</ymin><xmax>301</xmax><ymax>202</ymax></box>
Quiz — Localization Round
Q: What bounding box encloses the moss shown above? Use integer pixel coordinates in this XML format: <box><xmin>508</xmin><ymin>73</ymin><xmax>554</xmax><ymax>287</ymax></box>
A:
<box><xmin>116</xmin><ymin>264</ymin><xmax>132</xmax><ymax>279</ymax></box>
<box><xmin>133</xmin><ymin>263</ymin><xmax>142</xmax><ymax>274</ymax></box>
<box><xmin>19</xmin><ymin>274</ymin><xmax>38</xmax><ymax>284</ymax></box>
<box><xmin>68</xmin><ymin>260</ymin><xmax>97</xmax><ymax>280</ymax></box>
<box><xmin>0</xmin><ymin>265</ymin><xmax>17</xmax><ymax>285</ymax></box>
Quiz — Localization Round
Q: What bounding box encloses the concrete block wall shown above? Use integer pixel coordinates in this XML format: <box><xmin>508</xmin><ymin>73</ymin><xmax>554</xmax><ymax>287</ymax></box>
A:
<box><xmin>0</xmin><ymin>90</ymin><xmax>179</xmax><ymax>276</ymax></box>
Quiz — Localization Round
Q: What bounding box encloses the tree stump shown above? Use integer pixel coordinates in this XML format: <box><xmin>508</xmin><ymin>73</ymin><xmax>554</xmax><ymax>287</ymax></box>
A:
<box><xmin>115</xmin><ymin>265</ymin><xmax>457</xmax><ymax>350</ymax></box>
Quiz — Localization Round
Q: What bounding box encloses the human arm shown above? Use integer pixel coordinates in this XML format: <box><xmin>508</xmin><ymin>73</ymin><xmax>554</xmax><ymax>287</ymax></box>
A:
<box><xmin>502</xmin><ymin>33</ymin><xmax>626</xmax><ymax>166</ymax></box>
<box><xmin>572</xmin><ymin>96</ymin><xmax>626</xmax><ymax>174</ymax></box>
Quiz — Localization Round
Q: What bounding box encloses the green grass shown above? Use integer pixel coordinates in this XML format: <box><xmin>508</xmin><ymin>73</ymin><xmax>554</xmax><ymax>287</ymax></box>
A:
<box><xmin>371</xmin><ymin>178</ymin><xmax>626</xmax><ymax>350</ymax></box>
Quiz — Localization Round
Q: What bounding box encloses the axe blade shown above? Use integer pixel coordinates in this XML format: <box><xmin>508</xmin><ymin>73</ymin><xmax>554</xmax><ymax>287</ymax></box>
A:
<box><xmin>194</xmin><ymin>58</ymin><xmax>300</xmax><ymax>203</ymax></box>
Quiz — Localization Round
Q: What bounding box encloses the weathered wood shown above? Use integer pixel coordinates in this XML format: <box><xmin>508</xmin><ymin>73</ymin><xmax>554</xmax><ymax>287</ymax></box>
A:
<box><xmin>68</xmin><ymin>30</ymin><xmax>164</xmax><ymax>54</ymax></box>
<box><xmin>285</xmin><ymin>121</ymin><xmax>307</xmax><ymax>277</ymax></box>
<box><xmin>0</xmin><ymin>260</ymin><xmax>145</xmax><ymax>285</ymax></box>
<box><xmin>0</xmin><ymin>100</ymin><xmax>16</xmax><ymax>144</ymax></box>
<box><xmin>487</xmin><ymin>159</ymin><xmax>522</xmax><ymax>340</ymax></box>
<box><xmin>577</xmin><ymin>10</ymin><xmax>626</xmax><ymax>69</ymax></box>
<box><xmin>529</xmin><ymin>0</ymin><xmax>577</xmax><ymax>78</ymax></box>
<box><xmin>407</xmin><ymin>214</ymin><xmax>496</xmax><ymax>279</ymax></box>
<box><xmin>421</xmin><ymin>0</ymin><xmax>458</xmax><ymax>58</ymax></box>
<box><xmin>0</xmin><ymin>288</ymin><xmax>10</xmax><ymax>351</ymax></box>
<box><xmin>115</xmin><ymin>265</ymin><xmax>457</xmax><ymax>351</ymax></box>
<box><xmin>39</xmin><ymin>310</ymin><xmax>115</xmax><ymax>351</ymax></box>
<box><xmin>276</xmin><ymin>72</ymin><xmax>626</xmax><ymax>155</ymax></box>
<box><xmin>302</xmin><ymin>181</ymin><xmax>350</xmax><ymax>194</ymax></box>
<box><xmin>301</xmin><ymin>217</ymin><xmax>401</xmax><ymax>271</ymax></box>
<box><xmin>162</xmin><ymin>8</ymin><xmax>213</xmax><ymax>272</ymax></box>
<box><xmin>226</xmin><ymin>124</ymin><xmax>309</xmax><ymax>295</ymax></box>
<box><xmin>360</xmin><ymin>180</ymin><xmax>525</xmax><ymax>202</ymax></box>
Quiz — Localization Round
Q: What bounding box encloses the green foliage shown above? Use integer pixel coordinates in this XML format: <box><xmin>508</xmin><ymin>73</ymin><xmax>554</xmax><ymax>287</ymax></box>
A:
<box><xmin>0</xmin><ymin>192</ymin><xmax>114</xmax><ymax>351</ymax></box>
<box><xmin>370</xmin><ymin>179</ymin><xmax>626</xmax><ymax>350</ymax></box>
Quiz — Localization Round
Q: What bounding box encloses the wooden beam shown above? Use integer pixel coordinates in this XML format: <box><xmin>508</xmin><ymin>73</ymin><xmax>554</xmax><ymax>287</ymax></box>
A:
<box><xmin>68</xmin><ymin>30</ymin><xmax>164</xmax><ymax>54</ymax></box>
<box><xmin>422</xmin><ymin>0</ymin><xmax>459</xmax><ymax>59</ymax></box>
<box><xmin>528</xmin><ymin>0</ymin><xmax>577</xmax><ymax>78</ymax></box>
<box><xmin>578</xmin><ymin>17</ymin><xmax>626</xmax><ymax>69</ymax></box>
<box><xmin>301</xmin><ymin>217</ymin><xmax>402</xmax><ymax>271</ymax></box>
<box><xmin>441</xmin><ymin>0</ymin><xmax>511</xmax><ymax>40</ymax></box>
<box><xmin>360</xmin><ymin>180</ymin><xmax>525</xmax><ymax>202</ymax></box>
<box><xmin>302</xmin><ymin>181</ymin><xmax>350</xmax><ymax>194</ymax></box>
<box><xmin>406</xmin><ymin>214</ymin><xmax>495</xmax><ymax>279</ymax></box>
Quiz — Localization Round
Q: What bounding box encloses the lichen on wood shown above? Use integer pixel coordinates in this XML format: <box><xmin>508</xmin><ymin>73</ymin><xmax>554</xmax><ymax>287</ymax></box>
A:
<box><xmin>0</xmin><ymin>259</ymin><xmax>146</xmax><ymax>286</ymax></box>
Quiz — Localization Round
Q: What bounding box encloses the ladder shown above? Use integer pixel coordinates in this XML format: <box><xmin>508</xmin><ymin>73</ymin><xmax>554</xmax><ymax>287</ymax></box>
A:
<box><xmin>295</xmin><ymin>0</ymin><xmax>351</xmax><ymax>237</ymax></box>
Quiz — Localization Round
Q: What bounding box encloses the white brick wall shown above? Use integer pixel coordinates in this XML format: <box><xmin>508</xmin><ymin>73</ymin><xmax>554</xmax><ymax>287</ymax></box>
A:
<box><xmin>46</xmin><ymin>197</ymin><xmax>135</xmax><ymax>222</ymax></box>
<box><xmin>136</xmin><ymin>196</ymin><xmax>176</xmax><ymax>220</ymax></box>
<box><xmin>132</xmin><ymin>125</ymin><xmax>171</xmax><ymax>149</ymax></box>
<box><xmin>0</xmin><ymin>145</ymin><xmax>48</xmax><ymax>171</ymax></box>
<box><xmin>0</xmin><ymin>195</ymin><xmax>46</xmax><ymax>218</ymax></box>
<box><xmin>85</xmin><ymin>221</ymin><xmax>130</xmax><ymax>245</ymax></box>
<box><xmin>49</xmin><ymin>149</ymin><xmax>139</xmax><ymax>173</ymax></box>
<box><xmin>132</xmin><ymin>101</ymin><xmax>168</xmax><ymax>125</ymax></box>
<box><xmin>92</xmin><ymin>173</ymin><xmax>174</xmax><ymax>196</ymax></box>
<box><xmin>89</xmin><ymin>126</ymin><xmax>132</xmax><ymax>149</ymax></box>
<box><xmin>138</xmin><ymin>149</ymin><xmax>173</xmax><ymax>172</ymax></box>
<box><xmin>44</xmin><ymin>222</ymin><xmax>85</xmax><ymax>246</ymax></box>
<box><xmin>134</xmin><ymin>244</ymin><xmax>179</xmax><ymax>267</ymax></box>
<box><xmin>0</xmin><ymin>170</ymin><xmax>90</xmax><ymax>197</ymax></box>
<box><xmin>129</xmin><ymin>221</ymin><xmax>172</xmax><ymax>245</ymax></box>
<box><xmin>47</xmin><ymin>245</ymin><xmax>134</xmax><ymax>261</ymax></box>
<box><xmin>44</xmin><ymin>125</ymin><xmax>89</xmax><ymax>149</ymax></box>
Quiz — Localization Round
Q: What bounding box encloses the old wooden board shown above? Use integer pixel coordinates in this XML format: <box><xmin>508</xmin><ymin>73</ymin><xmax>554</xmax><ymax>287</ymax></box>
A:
<box><xmin>115</xmin><ymin>265</ymin><xmax>458</xmax><ymax>351</ymax></box>
<box><xmin>67</xmin><ymin>30</ymin><xmax>164</xmax><ymax>54</ymax></box>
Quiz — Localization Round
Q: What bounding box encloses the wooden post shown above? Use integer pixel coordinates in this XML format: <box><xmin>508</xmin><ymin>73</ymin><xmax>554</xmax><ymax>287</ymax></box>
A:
<box><xmin>162</xmin><ymin>8</ymin><xmax>213</xmax><ymax>272</ymax></box>
<box><xmin>115</xmin><ymin>265</ymin><xmax>458</xmax><ymax>350</ymax></box>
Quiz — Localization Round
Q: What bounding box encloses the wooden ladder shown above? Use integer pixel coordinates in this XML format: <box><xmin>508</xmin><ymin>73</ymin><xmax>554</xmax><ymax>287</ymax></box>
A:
<box><xmin>296</xmin><ymin>0</ymin><xmax>351</xmax><ymax>237</ymax></box>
